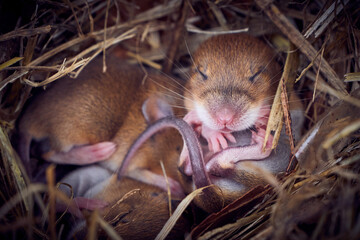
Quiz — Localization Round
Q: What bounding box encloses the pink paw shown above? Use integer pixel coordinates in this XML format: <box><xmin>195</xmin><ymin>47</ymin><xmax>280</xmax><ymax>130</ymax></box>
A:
<box><xmin>74</xmin><ymin>197</ymin><xmax>108</xmax><ymax>210</ymax></box>
<box><xmin>50</xmin><ymin>141</ymin><xmax>116</xmax><ymax>164</ymax></box>
<box><xmin>202</xmin><ymin>126</ymin><xmax>236</xmax><ymax>153</ymax></box>
<box><xmin>57</xmin><ymin>197</ymin><xmax>108</xmax><ymax>218</ymax></box>
<box><xmin>256</xmin><ymin>106</ymin><xmax>271</xmax><ymax>127</ymax></box>
<box><xmin>252</xmin><ymin>128</ymin><xmax>273</xmax><ymax>150</ymax></box>
<box><xmin>179</xmin><ymin>145</ymin><xmax>193</xmax><ymax>176</ymax></box>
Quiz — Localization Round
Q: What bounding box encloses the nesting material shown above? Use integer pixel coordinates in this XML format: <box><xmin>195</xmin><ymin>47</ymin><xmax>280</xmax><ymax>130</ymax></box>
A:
<box><xmin>0</xmin><ymin>0</ymin><xmax>359</xmax><ymax>239</ymax></box>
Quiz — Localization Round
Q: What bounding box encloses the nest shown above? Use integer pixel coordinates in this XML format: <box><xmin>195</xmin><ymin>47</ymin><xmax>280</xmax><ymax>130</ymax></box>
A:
<box><xmin>0</xmin><ymin>0</ymin><xmax>359</xmax><ymax>239</ymax></box>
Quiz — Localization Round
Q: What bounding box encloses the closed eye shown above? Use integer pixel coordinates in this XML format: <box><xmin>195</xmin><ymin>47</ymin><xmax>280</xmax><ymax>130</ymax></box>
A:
<box><xmin>249</xmin><ymin>68</ymin><xmax>264</xmax><ymax>82</ymax></box>
<box><xmin>198</xmin><ymin>69</ymin><xmax>208</xmax><ymax>81</ymax></box>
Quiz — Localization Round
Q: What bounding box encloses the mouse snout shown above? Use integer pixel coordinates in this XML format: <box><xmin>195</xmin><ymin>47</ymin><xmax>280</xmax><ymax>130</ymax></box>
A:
<box><xmin>215</xmin><ymin>107</ymin><xmax>235</xmax><ymax>126</ymax></box>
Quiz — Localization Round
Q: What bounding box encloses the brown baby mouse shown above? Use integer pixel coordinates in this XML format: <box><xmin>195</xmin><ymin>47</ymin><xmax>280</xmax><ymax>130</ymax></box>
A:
<box><xmin>59</xmin><ymin>172</ymin><xmax>190</xmax><ymax>240</ymax></box>
<box><xmin>180</xmin><ymin>33</ymin><xmax>291</xmax><ymax>174</ymax></box>
<box><xmin>15</xmin><ymin>54</ymin><xmax>185</xmax><ymax>184</ymax></box>
<box><xmin>115</xmin><ymin>34</ymin><xmax>304</xmax><ymax>212</ymax></box>
<box><xmin>176</xmin><ymin>33</ymin><xmax>304</xmax><ymax>206</ymax></box>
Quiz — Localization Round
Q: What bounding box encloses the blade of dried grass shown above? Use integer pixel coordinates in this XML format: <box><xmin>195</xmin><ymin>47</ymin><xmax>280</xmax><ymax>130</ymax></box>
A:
<box><xmin>198</xmin><ymin>209</ymin><xmax>270</xmax><ymax>240</ymax></box>
<box><xmin>88</xmin><ymin>210</ymin><xmax>99</xmax><ymax>240</ymax></box>
<box><xmin>4</xmin><ymin>65</ymin><xmax>60</xmax><ymax>71</ymax></box>
<box><xmin>241</xmin><ymin>162</ymin><xmax>280</xmax><ymax>192</ymax></box>
<box><xmin>134</xmin><ymin>0</ymin><xmax>181</xmax><ymax>23</ymax></box>
<box><xmin>292</xmin><ymin>169</ymin><xmax>334</xmax><ymax>189</ymax></box>
<box><xmin>97</xmin><ymin>214</ymin><xmax>123</xmax><ymax>240</ymax></box>
<box><xmin>0</xmin><ymin>57</ymin><xmax>23</xmax><ymax>70</ymax></box>
<box><xmin>186</xmin><ymin>25</ymin><xmax>248</xmax><ymax>34</ymax></box>
<box><xmin>23</xmin><ymin>58</ymin><xmax>89</xmax><ymax>87</ymax></box>
<box><xmin>293</xmin><ymin>117</ymin><xmax>323</xmax><ymax>160</ymax></box>
<box><xmin>189</xmin><ymin>185</ymin><xmax>274</xmax><ymax>239</ymax></box>
<box><xmin>264</xmin><ymin>43</ymin><xmax>297</xmax><ymax>151</ymax></box>
<box><xmin>0</xmin><ymin>125</ymin><xmax>42</xmax><ymax>238</ymax></box>
<box><xmin>64</xmin><ymin>0</ymin><xmax>84</xmax><ymax>37</ymax></box>
<box><xmin>159</xmin><ymin>160</ymin><xmax>172</xmax><ymax>216</ymax></box>
<box><xmin>46</xmin><ymin>165</ymin><xmax>56</xmax><ymax>240</ymax></box>
<box><xmin>27</xmin><ymin>11</ymin><xmax>136</xmax><ymax>68</ymax></box>
<box><xmin>322</xmin><ymin>119</ymin><xmax>360</xmax><ymax>149</ymax></box>
<box><xmin>230</xmin><ymin>211</ymin><xmax>269</xmax><ymax>240</ymax></box>
<box><xmin>251</xmin><ymin>225</ymin><xmax>273</xmax><ymax>240</ymax></box>
<box><xmin>27</xmin><ymin>37</ymin><xmax>88</xmax><ymax>67</ymax></box>
<box><xmin>54</xmin><ymin>183</ymin><xmax>74</xmax><ymax>224</ymax></box>
<box><xmin>0</xmin><ymin>26</ymin><xmax>51</xmax><ymax>42</ymax></box>
<box><xmin>207</xmin><ymin>1</ymin><xmax>229</xmax><ymax>30</ymax></box>
<box><xmin>306</xmin><ymin>72</ymin><xmax>360</xmax><ymax>107</ymax></box>
<box><xmin>73</xmin><ymin>41</ymin><xmax>132</xmax><ymax>78</ymax></box>
<box><xmin>339</xmin><ymin>153</ymin><xmax>360</xmax><ymax>166</ymax></box>
<box><xmin>156</xmin><ymin>187</ymin><xmax>207</xmax><ymax>240</ymax></box>
<box><xmin>104</xmin><ymin>189</ymin><xmax>140</xmax><ymax>221</ymax></box>
<box><xmin>126</xmin><ymin>51</ymin><xmax>162</xmax><ymax>70</ymax></box>
<box><xmin>344</xmin><ymin>72</ymin><xmax>360</xmax><ymax>82</ymax></box>
<box><xmin>84</xmin><ymin>0</ymin><xmax>94</xmax><ymax>33</ymax></box>
<box><xmin>0</xmin><ymin>71</ymin><xmax>29</xmax><ymax>91</ymax></box>
<box><xmin>49</xmin><ymin>0</ymin><xmax>180</xmax><ymax>54</ymax></box>
<box><xmin>255</xmin><ymin>0</ymin><xmax>346</xmax><ymax>94</ymax></box>
<box><xmin>163</xmin><ymin>0</ymin><xmax>189</xmax><ymax>73</ymax></box>
<box><xmin>68</xmin><ymin>27</ymin><xmax>137</xmax><ymax>63</ymax></box>
<box><xmin>0</xmin><ymin>183</ymin><xmax>47</xmax><ymax>219</ymax></box>
<box><xmin>311</xmin><ymin>213</ymin><xmax>327</xmax><ymax>239</ymax></box>
<box><xmin>0</xmin><ymin>128</ymin><xmax>47</xmax><ymax>235</ymax></box>
<box><xmin>280</xmin><ymin>79</ymin><xmax>295</xmax><ymax>155</ymax></box>
<box><xmin>304</xmin><ymin>0</ymin><xmax>349</xmax><ymax>38</ymax></box>
<box><xmin>102</xmin><ymin>0</ymin><xmax>111</xmax><ymax>73</ymax></box>
<box><xmin>264</xmin><ymin>77</ymin><xmax>282</xmax><ymax>150</ymax></box>
<box><xmin>0</xmin><ymin>126</ymin><xmax>27</xmax><ymax>193</ymax></box>
<box><xmin>23</xmin><ymin>36</ymin><xmax>38</xmax><ymax>66</ymax></box>
<box><xmin>329</xmin><ymin>166</ymin><xmax>360</xmax><ymax>180</ymax></box>
<box><xmin>312</xmin><ymin>45</ymin><xmax>325</xmax><ymax>102</ymax></box>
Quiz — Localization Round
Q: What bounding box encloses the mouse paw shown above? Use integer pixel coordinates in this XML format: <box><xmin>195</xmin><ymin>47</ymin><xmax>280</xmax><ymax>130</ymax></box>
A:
<box><xmin>50</xmin><ymin>141</ymin><xmax>116</xmax><ymax>164</ymax></box>
<box><xmin>183</xmin><ymin>111</ymin><xmax>202</xmax><ymax>127</ymax></box>
<box><xmin>202</xmin><ymin>126</ymin><xmax>236</xmax><ymax>153</ymax></box>
<box><xmin>129</xmin><ymin>169</ymin><xmax>185</xmax><ymax>198</ymax></box>
<box><xmin>57</xmin><ymin>197</ymin><xmax>108</xmax><ymax>218</ymax></box>
<box><xmin>251</xmin><ymin>128</ymin><xmax>273</xmax><ymax>151</ymax></box>
<box><xmin>256</xmin><ymin>106</ymin><xmax>271</xmax><ymax>127</ymax></box>
<box><xmin>179</xmin><ymin>145</ymin><xmax>193</xmax><ymax>176</ymax></box>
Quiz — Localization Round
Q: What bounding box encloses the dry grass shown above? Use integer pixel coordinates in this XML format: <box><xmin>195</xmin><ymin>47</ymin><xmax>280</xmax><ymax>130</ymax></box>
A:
<box><xmin>0</xmin><ymin>0</ymin><xmax>359</xmax><ymax>239</ymax></box>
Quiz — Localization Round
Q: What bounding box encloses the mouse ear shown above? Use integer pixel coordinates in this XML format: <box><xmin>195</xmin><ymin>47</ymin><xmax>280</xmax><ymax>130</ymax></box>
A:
<box><xmin>142</xmin><ymin>95</ymin><xmax>174</xmax><ymax>124</ymax></box>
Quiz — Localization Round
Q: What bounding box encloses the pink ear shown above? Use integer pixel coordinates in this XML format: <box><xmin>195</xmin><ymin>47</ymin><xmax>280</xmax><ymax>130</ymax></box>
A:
<box><xmin>142</xmin><ymin>95</ymin><xmax>174</xmax><ymax>124</ymax></box>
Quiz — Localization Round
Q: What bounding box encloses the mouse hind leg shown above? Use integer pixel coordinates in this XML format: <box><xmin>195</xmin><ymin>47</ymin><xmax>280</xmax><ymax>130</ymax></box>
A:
<box><xmin>45</xmin><ymin>141</ymin><xmax>116</xmax><ymax>165</ymax></box>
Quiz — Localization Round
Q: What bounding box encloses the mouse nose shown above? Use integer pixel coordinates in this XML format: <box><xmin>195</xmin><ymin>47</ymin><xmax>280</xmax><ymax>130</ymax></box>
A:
<box><xmin>215</xmin><ymin>108</ymin><xmax>235</xmax><ymax>125</ymax></box>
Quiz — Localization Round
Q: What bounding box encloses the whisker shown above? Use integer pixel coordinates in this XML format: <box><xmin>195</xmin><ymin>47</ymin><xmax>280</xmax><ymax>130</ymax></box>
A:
<box><xmin>147</xmin><ymin>82</ymin><xmax>196</xmax><ymax>106</ymax></box>
<box><xmin>158</xmin><ymin>70</ymin><xmax>196</xmax><ymax>100</ymax></box>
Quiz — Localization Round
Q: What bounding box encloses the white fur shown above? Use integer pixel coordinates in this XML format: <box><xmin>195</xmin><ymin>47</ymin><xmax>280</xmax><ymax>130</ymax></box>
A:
<box><xmin>194</xmin><ymin>102</ymin><xmax>263</xmax><ymax>131</ymax></box>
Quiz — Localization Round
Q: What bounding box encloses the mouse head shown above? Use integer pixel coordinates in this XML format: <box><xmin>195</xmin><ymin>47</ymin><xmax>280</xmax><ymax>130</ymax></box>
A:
<box><xmin>187</xmin><ymin>34</ymin><xmax>281</xmax><ymax>132</ymax></box>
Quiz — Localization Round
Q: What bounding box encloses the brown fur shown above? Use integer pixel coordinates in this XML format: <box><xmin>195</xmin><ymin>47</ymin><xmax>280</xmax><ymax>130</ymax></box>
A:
<box><xmin>178</xmin><ymin>34</ymin><xmax>304</xmax><ymax>212</ymax></box>
<box><xmin>15</xmin><ymin>55</ymin><xmax>192</xmax><ymax>199</ymax></box>
<box><xmin>70</xmin><ymin>176</ymin><xmax>190</xmax><ymax>240</ymax></box>
<box><xmin>185</xmin><ymin>33</ymin><xmax>280</xmax><ymax>114</ymax></box>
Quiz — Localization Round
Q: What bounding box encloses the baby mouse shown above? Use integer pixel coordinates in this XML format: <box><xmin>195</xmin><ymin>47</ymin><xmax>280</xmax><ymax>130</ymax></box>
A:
<box><xmin>14</xmin><ymin>54</ymin><xmax>185</xmax><ymax>182</ymax></box>
<box><xmin>117</xmin><ymin>34</ymin><xmax>304</xmax><ymax>211</ymax></box>
<box><xmin>180</xmin><ymin>33</ymin><xmax>285</xmax><ymax>174</ymax></box>
<box><xmin>58</xmin><ymin>168</ymin><xmax>190</xmax><ymax>240</ymax></box>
